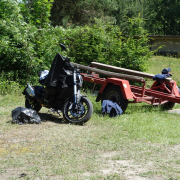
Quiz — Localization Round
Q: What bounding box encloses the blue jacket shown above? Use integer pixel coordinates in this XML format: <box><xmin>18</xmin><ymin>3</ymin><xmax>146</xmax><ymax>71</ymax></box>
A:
<box><xmin>153</xmin><ymin>74</ymin><xmax>171</xmax><ymax>81</ymax></box>
<box><xmin>102</xmin><ymin>100</ymin><xmax>123</xmax><ymax>117</ymax></box>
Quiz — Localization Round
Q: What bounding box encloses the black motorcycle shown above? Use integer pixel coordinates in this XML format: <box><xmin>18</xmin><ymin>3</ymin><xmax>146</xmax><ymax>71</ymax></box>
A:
<box><xmin>23</xmin><ymin>44</ymin><xmax>93</xmax><ymax>124</ymax></box>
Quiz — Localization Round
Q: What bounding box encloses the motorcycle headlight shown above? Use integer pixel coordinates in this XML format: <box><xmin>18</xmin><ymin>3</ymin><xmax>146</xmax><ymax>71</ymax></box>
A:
<box><xmin>77</xmin><ymin>74</ymin><xmax>83</xmax><ymax>87</ymax></box>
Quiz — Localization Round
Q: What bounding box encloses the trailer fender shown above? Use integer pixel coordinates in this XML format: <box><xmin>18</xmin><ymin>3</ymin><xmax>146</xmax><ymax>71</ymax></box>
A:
<box><xmin>96</xmin><ymin>78</ymin><xmax>133</xmax><ymax>102</ymax></box>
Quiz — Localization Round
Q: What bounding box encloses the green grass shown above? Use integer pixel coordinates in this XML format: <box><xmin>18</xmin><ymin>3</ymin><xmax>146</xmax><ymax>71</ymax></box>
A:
<box><xmin>1</xmin><ymin>56</ymin><xmax>180</xmax><ymax>179</ymax></box>
<box><xmin>1</xmin><ymin>94</ymin><xmax>180</xmax><ymax>179</ymax></box>
<box><xmin>146</xmin><ymin>55</ymin><xmax>180</xmax><ymax>86</ymax></box>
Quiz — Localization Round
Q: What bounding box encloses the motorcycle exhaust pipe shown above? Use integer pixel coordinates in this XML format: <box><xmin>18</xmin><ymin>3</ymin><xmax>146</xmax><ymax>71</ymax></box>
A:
<box><xmin>26</xmin><ymin>83</ymin><xmax>35</xmax><ymax>97</ymax></box>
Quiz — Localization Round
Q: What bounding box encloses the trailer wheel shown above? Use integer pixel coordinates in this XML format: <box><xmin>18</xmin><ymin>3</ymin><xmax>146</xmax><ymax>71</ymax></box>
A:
<box><xmin>154</xmin><ymin>83</ymin><xmax>175</xmax><ymax>110</ymax></box>
<box><xmin>101</xmin><ymin>85</ymin><xmax>128</xmax><ymax>112</ymax></box>
<box><xmin>161</xmin><ymin>101</ymin><xmax>175</xmax><ymax>110</ymax></box>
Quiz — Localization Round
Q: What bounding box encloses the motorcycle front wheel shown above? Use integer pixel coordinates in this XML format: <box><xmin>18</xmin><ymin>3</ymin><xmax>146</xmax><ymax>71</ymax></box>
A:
<box><xmin>63</xmin><ymin>97</ymin><xmax>93</xmax><ymax>124</ymax></box>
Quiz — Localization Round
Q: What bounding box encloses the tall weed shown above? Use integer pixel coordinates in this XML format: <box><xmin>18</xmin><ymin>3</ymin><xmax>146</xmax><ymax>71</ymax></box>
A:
<box><xmin>0</xmin><ymin>80</ymin><xmax>23</xmax><ymax>95</ymax></box>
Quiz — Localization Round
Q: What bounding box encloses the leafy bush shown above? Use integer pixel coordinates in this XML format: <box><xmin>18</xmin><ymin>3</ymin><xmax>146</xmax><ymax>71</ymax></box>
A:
<box><xmin>0</xmin><ymin>71</ymin><xmax>22</xmax><ymax>95</ymax></box>
<box><xmin>0</xmin><ymin>81</ymin><xmax>23</xmax><ymax>95</ymax></box>
<box><xmin>65</xmin><ymin>17</ymin><xmax>153</xmax><ymax>72</ymax></box>
<box><xmin>0</xmin><ymin>0</ymin><xmax>58</xmax><ymax>84</ymax></box>
<box><xmin>0</xmin><ymin>0</ymin><xmax>154</xmax><ymax>87</ymax></box>
<box><xmin>0</xmin><ymin>0</ymin><xmax>37</xmax><ymax>82</ymax></box>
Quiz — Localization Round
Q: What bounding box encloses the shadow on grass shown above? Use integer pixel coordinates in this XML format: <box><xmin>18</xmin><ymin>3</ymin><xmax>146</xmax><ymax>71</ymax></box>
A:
<box><xmin>7</xmin><ymin>112</ymin><xmax>67</xmax><ymax>124</ymax></box>
<box><xmin>38</xmin><ymin>112</ymin><xmax>67</xmax><ymax>124</ymax></box>
<box><xmin>38</xmin><ymin>112</ymin><xmax>87</xmax><ymax>126</ymax></box>
<box><xmin>92</xmin><ymin>103</ymin><xmax>163</xmax><ymax>116</ymax></box>
<box><xmin>125</xmin><ymin>104</ymin><xmax>165</xmax><ymax>114</ymax></box>
<box><xmin>93</xmin><ymin>109</ymin><xmax>102</xmax><ymax>114</ymax></box>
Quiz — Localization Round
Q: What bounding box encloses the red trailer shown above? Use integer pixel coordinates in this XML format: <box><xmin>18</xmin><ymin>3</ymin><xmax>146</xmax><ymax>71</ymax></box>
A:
<box><xmin>72</xmin><ymin>62</ymin><xmax>180</xmax><ymax>112</ymax></box>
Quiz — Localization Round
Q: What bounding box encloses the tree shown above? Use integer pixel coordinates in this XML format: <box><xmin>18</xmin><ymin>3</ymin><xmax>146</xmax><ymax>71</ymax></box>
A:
<box><xmin>143</xmin><ymin>0</ymin><xmax>180</xmax><ymax>35</ymax></box>
<box><xmin>113</xmin><ymin>0</ymin><xmax>144</xmax><ymax>28</ymax></box>
<box><xmin>20</xmin><ymin>0</ymin><xmax>54</xmax><ymax>28</ymax></box>
<box><xmin>63</xmin><ymin>16</ymin><xmax>153</xmax><ymax>72</ymax></box>
<box><xmin>0</xmin><ymin>0</ymin><xmax>36</xmax><ymax>81</ymax></box>
<box><xmin>50</xmin><ymin>0</ymin><xmax>118</xmax><ymax>27</ymax></box>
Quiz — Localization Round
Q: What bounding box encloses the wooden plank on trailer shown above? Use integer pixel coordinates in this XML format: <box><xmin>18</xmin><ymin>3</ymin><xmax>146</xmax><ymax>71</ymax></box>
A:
<box><xmin>90</xmin><ymin>62</ymin><xmax>172</xmax><ymax>82</ymax></box>
<box><xmin>91</xmin><ymin>62</ymin><xmax>154</xmax><ymax>79</ymax></box>
<box><xmin>71</xmin><ymin>62</ymin><xmax>145</xmax><ymax>83</ymax></box>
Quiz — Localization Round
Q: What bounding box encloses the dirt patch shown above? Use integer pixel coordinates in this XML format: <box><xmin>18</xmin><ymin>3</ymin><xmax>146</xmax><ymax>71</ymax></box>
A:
<box><xmin>168</xmin><ymin>109</ymin><xmax>180</xmax><ymax>114</ymax></box>
<box><xmin>99</xmin><ymin>152</ymin><xmax>151</xmax><ymax>180</ymax></box>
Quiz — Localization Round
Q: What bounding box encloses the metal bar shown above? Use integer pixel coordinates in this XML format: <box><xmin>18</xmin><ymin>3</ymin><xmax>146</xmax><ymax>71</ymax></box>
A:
<box><xmin>142</xmin><ymin>82</ymin><xmax>146</xmax><ymax>97</ymax></box>
<box><xmin>130</xmin><ymin>92</ymin><xmax>170</xmax><ymax>105</ymax></box>
<box><xmin>81</xmin><ymin>73</ymin><xmax>105</xmax><ymax>85</ymax></box>
<box><xmin>130</xmin><ymin>85</ymin><xmax>180</xmax><ymax>104</ymax></box>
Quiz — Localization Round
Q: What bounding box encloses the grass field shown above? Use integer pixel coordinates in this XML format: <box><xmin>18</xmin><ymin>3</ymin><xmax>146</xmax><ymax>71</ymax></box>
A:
<box><xmin>146</xmin><ymin>55</ymin><xmax>180</xmax><ymax>87</ymax></box>
<box><xmin>1</xmin><ymin>56</ymin><xmax>180</xmax><ymax>180</ymax></box>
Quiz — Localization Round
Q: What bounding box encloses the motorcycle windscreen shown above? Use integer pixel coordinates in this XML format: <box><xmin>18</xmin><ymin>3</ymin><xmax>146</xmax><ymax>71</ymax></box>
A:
<box><xmin>44</xmin><ymin>53</ymin><xmax>68</xmax><ymax>87</ymax></box>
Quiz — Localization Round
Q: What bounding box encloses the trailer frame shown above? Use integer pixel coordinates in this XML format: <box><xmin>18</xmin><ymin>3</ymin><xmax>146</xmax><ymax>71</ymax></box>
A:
<box><xmin>71</xmin><ymin>62</ymin><xmax>180</xmax><ymax>112</ymax></box>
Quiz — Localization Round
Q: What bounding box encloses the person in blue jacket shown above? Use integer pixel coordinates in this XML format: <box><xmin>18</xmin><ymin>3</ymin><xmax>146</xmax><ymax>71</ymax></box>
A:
<box><xmin>161</xmin><ymin>67</ymin><xmax>180</xmax><ymax>94</ymax></box>
<box><xmin>153</xmin><ymin>67</ymin><xmax>172</xmax><ymax>81</ymax></box>
<box><xmin>161</xmin><ymin>67</ymin><xmax>172</xmax><ymax>75</ymax></box>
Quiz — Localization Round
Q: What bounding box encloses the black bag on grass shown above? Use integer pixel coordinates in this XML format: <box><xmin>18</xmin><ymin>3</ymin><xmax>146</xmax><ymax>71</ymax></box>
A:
<box><xmin>11</xmin><ymin>107</ymin><xmax>41</xmax><ymax>125</ymax></box>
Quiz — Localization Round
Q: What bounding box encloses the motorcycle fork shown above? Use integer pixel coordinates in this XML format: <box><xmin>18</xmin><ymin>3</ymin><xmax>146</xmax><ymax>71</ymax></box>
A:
<box><xmin>73</xmin><ymin>69</ymin><xmax>78</xmax><ymax>104</ymax></box>
<box><xmin>73</xmin><ymin>69</ymin><xmax>81</xmax><ymax>104</ymax></box>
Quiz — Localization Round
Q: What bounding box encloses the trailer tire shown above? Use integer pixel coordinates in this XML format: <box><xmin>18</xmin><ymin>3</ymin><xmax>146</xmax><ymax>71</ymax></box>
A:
<box><xmin>154</xmin><ymin>83</ymin><xmax>175</xmax><ymax>110</ymax></box>
<box><xmin>161</xmin><ymin>101</ymin><xmax>175</xmax><ymax>110</ymax></box>
<box><xmin>101</xmin><ymin>85</ymin><xmax>128</xmax><ymax>113</ymax></box>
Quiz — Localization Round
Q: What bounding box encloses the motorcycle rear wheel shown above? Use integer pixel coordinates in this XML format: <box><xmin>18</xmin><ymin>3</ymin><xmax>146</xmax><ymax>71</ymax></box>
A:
<box><xmin>25</xmin><ymin>97</ymin><xmax>42</xmax><ymax>112</ymax></box>
<box><xmin>63</xmin><ymin>97</ymin><xmax>93</xmax><ymax>124</ymax></box>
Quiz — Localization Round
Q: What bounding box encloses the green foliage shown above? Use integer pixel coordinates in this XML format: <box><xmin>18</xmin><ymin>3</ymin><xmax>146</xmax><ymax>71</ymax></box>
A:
<box><xmin>31</xmin><ymin>0</ymin><xmax>54</xmax><ymax>28</ymax></box>
<box><xmin>0</xmin><ymin>1</ymin><xmax>153</xmax><ymax>86</ymax></box>
<box><xmin>0</xmin><ymin>70</ymin><xmax>22</xmax><ymax>95</ymax></box>
<box><xmin>119</xmin><ymin>16</ymin><xmax>152</xmax><ymax>71</ymax></box>
<box><xmin>114</xmin><ymin>0</ymin><xmax>145</xmax><ymax>31</ymax></box>
<box><xmin>0</xmin><ymin>0</ymin><xmax>36</xmax><ymax>82</ymax></box>
<box><xmin>0</xmin><ymin>80</ymin><xmax>23</xmax><ymax>95</ymax></box>
<box><xmin>50</xmin><ymin>0</ymin><xmax>118</xmax><ymax>27</ymax></box>
<box><xmin>33</xmin><ymin>26</ymin><xmax>66</xmax><ymax>69</ymax></box>
<box><xmin>0</xmin><ymin>0</ymin><xmax>155</xmax><ymax>88</ymax></box>
<box><xmin>0</xmin><ymin>72</ymin><xmax>23</xmax><ymax>95</ymax></box>
<box><xmin>143</xmin><ymin>0</ymin><xmax>180</xmax><ymax>35</ymax></box>
<box><xmin>64</xmin><ymin>17</ymin><xmax>152</xmax><ymax>72</ymax></box>
<box><xmin>0</xmin><ymin>0</ymin><xmax>57</xmax><ymax>83</ymax></box>
<box><xmin>20</xmin><ymin>0</ymin><xmax>54</xmax><ymax>28</ymax></box>
<box><xmin>49</xmin><ymin>0</ymin><xmax>180</xmax><ymax>36</ymax></box>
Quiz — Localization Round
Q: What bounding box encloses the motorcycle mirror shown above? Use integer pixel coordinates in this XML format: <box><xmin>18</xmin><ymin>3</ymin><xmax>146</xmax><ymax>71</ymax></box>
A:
<box><xmin>59</xmin><ymin>43</ymin><xmax>67</xmax><ymax>51</ymax></box>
